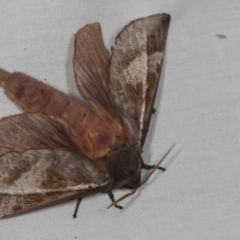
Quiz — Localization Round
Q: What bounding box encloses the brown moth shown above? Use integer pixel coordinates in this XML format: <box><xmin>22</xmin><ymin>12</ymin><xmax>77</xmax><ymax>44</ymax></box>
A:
<box><xmin>0</xmin><ymin>13</ymin><xmax>171</xmax><ymax>219</ymax></box>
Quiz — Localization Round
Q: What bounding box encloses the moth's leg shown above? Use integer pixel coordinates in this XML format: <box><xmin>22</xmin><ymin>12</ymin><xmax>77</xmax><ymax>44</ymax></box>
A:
<box><xmin>152</xmin><ymin>108</ymin><xmax>156</xmax><ymax>114</ymax></box>
<box><xmin>73</xmin><ymin>198</ymin><xmax>82</xmax><ymax>218</ymax></box>
<box><xmin>141</xmin><ymin>160</ymin><xmax>166</xmax><ymax>171</ymax></box>
<box><xmin>108</xmin><ymin>191</ymin><xmax>123</xmax><ymax>209</ymax></box>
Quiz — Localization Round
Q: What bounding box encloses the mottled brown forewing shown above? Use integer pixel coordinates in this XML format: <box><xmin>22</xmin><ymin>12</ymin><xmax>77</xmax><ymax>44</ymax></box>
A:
<box><xmin>0</xmin><ymin>149</ymin><xmax>109</xmax><ymax>219</ymax></box>
<box><xmin>109</xmin><ymin>14</ymin><xmax>170</xmax><ymax>145</ymax></box>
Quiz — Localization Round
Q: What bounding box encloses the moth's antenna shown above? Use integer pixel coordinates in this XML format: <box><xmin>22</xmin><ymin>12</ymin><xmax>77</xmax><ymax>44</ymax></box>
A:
<box><xmin>108</xmin><ymin>144</ymin><xmax>175</xmax><ymax>208</ymax></box>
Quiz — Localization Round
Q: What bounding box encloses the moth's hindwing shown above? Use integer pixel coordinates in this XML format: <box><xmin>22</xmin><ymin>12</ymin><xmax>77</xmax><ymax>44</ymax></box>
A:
<box><xmin>73</xmin><ymin>22</ymin><xmax>115</xmax><ymax>115</ymax></box>
<box><xmin>0</xmin><ymin>113</ymin><xmax>84</xmax><ymax>156</ymax></box>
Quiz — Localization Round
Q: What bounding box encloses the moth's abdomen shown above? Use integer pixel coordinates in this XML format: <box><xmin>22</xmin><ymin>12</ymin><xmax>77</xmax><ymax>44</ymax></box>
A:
<box><xmin>0</xmin><ymin>70</ymin><xmax>128</xmax><ymax>160</ymax></box>
<box><xmin>2</xmin><ymin>71</ymin><xmax>88</xmax><ymax>119</ymax></box>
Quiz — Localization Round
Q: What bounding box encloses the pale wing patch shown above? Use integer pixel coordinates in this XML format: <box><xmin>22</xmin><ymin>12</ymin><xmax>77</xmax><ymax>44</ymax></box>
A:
<box><xmin>0</xmin><ymin>184</ymin><xmax>101</xmax><ymax>195</ymax></box>
<box><xmin>148</xmin><ymin>52</ymin><xmax>164</xmax><ymax>71</ymax></box>
<box><xmin>140</xmin><ymin>52</ymin><xmax>163</xmax><ymax>141</ymax></box>
<box><xmin>122</xmin><ymin>52</ymin><xmax>148</xmax><ymax>85</ymax></box>
<box><xmin>122</xmin><ymin>52</ymin><xmax>148</xmax><ymax>141</ymax></box>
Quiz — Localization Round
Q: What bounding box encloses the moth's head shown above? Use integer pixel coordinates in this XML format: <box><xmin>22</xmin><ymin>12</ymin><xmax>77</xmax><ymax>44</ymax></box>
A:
<box><xmin>106</xmin><ymin>144</ymin><xmax>142</xmax><ymax>189</ymax></box>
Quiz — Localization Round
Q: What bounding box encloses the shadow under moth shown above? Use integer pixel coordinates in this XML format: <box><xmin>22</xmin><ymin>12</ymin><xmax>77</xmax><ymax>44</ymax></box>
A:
<box><xmin>0</xmin><ymin>13</ymin><xmax>172</xmax><ymax>219</ymax></box>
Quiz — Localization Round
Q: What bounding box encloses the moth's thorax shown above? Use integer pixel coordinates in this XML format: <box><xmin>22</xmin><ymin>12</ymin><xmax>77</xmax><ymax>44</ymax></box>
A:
<box><xmin>106</xmin><ymin>144</ymin><xmax>141</xmax><ymax>188</ymax></box>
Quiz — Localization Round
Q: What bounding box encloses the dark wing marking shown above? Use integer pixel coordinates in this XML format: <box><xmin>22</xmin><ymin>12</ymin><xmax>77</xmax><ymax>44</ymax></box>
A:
<box><xmin>0</xmin><ymin>113</ymin><xmax>90</xmax><ymax>157</ymax></box>
<box><xmin>73</xmin><ymin>22</ymin><xmax>115</xmax><ymax>116</ymax></box>
<box><xmin>0</xmin><ymin>148</ymin><xmax>109</xmax><ymax>219</ymax></box>
<box><xmin>109</xmin><ymin>14</ymin><xmax>170</xmax><ymax>145</ymax></box>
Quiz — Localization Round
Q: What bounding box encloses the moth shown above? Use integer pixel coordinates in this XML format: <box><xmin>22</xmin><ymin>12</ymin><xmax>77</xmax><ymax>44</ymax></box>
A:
<box><xmin>0</xmin><ymin>13</ymin><xmax>171</xmax><ymax>219</ymax></box>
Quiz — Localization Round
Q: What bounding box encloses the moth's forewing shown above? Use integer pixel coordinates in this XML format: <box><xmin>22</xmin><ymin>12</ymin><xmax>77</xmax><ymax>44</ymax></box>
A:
<box><xmin>103</xmin><ymin>14</ymin><xmax>170</xmax><ymax>189</ymax></box>
<box><xmin>0</xmin><ymin>149</ymin><xmax>110</xmax><ymax>219</ymax></box>
<box><xmin>109</xmin><ymin>14</ymin><xmax>170</xmax><ymax>145</ymax></box>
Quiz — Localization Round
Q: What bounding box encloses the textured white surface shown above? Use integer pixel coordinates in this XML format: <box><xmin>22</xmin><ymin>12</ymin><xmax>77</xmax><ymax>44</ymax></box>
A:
<box><xmin>0</xmin><ymin>0</ymin><xmax>240</xmax><ymax>239</ymax></box>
